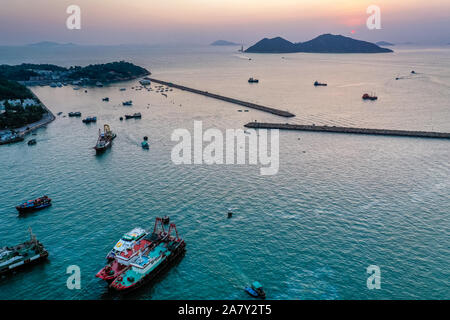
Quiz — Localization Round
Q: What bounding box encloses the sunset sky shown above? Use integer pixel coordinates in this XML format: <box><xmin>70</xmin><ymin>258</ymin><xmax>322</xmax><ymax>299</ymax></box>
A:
<box><xmin>0</xmin><ymin>0</ymin><xmax>449</xmax><ymax>45</ymax></box>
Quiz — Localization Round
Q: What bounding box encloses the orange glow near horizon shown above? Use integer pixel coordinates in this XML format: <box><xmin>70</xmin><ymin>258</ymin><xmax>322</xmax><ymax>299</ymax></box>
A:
<box><xmin>1</xmin><ymin>0</ymin><xmax>449</xmax><ymax>44</ymax></box>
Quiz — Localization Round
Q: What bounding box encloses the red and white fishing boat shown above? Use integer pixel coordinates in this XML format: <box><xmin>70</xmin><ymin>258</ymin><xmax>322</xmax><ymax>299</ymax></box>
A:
<box><xmin>96</xmin><ymin>219</ymin><xmax>168</xmax><ymax>283</ymax></box>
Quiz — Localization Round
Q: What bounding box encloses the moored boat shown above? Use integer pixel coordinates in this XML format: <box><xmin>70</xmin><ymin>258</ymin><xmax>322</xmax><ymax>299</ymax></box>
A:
<box><xmin>125</xmin><ymin>113</ymin><xmax>141</xmax><ymax>119</ymax></box>
<box><xmin>16</xmin><ymin>195</ymin><xmax>52</xmax><ymax>214</ymax></box>
<box><xmin>94</xmin><ymin>124</ymin><xmax>116</xmax><ymax>154</ymax></box>
<box><xmin>0</xmin><ymin>228</ymin><xmax>48</xmax><ymax>276</ymax></box>
<box><xmin>96</xmin><ymin>219</ymin><xmax>168</xmax><ymax>284</ymax></box>
<box><xmin>109</xmin><ymin>221</ymin><xmax>186</xmax><ymax>292</ymax></box>
<box><xmin>68</xmin><ymin>112</ymin><xmax>82</xmax><ymax>117</ymax></box>
<box><xmin>362</xmin><ymin>93</ymin><xmax>378</xmax><ymax>100</ymax></box>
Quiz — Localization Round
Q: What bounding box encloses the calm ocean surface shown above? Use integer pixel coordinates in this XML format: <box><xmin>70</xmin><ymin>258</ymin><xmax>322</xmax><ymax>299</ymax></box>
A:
<box><xmin>0</xmin><ymin>45</ymin><xmax>449</xmax><ymax>299</ymax></box>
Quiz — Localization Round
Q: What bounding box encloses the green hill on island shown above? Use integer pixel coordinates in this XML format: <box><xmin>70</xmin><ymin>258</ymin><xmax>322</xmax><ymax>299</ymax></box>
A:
<box><xmin>0</xmin><ymin>79</ymin><xmax>45</xmax><ymax>130</ymax></box>
<box><xmin>245</xmin><ymin>34</ymin><xmax>393</xmax><ymax>53</ymax></box>
<box><xmin>0</xmin><ymin>61</ymin><xmax>150</xmax><ymax>83</ymax></box>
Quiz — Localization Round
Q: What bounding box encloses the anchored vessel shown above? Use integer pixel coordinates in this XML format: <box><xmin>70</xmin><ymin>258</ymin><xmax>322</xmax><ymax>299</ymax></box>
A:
<box><xmin>362</xmin><ymin>93</ymin><xmax>378</xmax><ymax>100</ymax></box>
<box><xmin>16</xmin><ymin>195</ymin><xmax>51</xmax><ymax>214</ymax></box>
<box><xmin>82</xmin><ymin>116</ymin><xmax>97</xmax><ymax>124</ymax></box>
<box><xmin>0</xmin><ymin>228</ymin><xmax>48</xmax><ymax>275</ymax></box>
<box><xmin>103</xmin><ymin>218</ymin><xmax>185</xmax><ymax>292</ymax></box>
<box><xmin>96</xmin><ymin>227</ymin><xmax>153</xmax><ymax>283</ymax></box>
<box><xmin>94</xmin><ymin>124</ymin><xmax>116</xmax><ymax>154</ymax></box>
<box><xmin>125</xmin><ymin>113</ymin><xmax>142</xmax><ymax>120</ymax></box>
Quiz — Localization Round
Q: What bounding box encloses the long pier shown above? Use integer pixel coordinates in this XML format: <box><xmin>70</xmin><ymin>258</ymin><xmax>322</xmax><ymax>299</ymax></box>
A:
<box><xmin>244</xmin><ymin>122</ymin><xmax>450</xmax><ymax>140</ymax></box>
<box><xmin>148</xmin><ymin>78</ymin><xmax>295</xmax><ymax>118</ymax></box>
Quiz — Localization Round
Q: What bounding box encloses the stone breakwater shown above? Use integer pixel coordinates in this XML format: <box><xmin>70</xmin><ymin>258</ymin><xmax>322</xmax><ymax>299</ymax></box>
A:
<box><xmin>244</xmin><ymin>122</ymin><xmax>450</xmax><ymax>139</ymax></box>
<box><xmin>148</xmin><ymin>78</ymin><xmax>295</xmax><ymax>118</ymax></box>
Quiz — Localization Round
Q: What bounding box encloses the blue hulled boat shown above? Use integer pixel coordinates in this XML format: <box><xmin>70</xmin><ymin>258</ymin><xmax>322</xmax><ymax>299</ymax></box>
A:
<box><xmin>16</xmin><ymin>196</ymin><xmax>52</xmax><ymax>214</ymax></box>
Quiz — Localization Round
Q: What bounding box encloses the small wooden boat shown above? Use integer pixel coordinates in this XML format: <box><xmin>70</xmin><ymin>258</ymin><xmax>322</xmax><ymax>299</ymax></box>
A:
<box><xmin>16</xmin><ymin>196</ymin><xmax>52</xmax><ymax>214</ymax></box>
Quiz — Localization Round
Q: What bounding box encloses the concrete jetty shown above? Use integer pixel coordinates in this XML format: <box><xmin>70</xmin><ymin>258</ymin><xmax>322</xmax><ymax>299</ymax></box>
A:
<box><xmin>148</xmin><ymin>78</ymin><xmax>295</xmax><ymax>118</ymax></box>
<box><xmin>244</xmin><ymin>122</ymin><xmax>450</xmax><ymax>140</ymax></box>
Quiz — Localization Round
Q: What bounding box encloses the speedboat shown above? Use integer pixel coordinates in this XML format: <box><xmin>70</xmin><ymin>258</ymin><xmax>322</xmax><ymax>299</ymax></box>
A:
<box><xmin>244</xmin><ymin>281</ymin><xmax>266</xmax><ymax>299</ymax></box>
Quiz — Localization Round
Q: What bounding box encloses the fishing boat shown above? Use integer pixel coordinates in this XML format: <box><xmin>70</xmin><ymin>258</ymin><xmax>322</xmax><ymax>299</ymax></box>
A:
<box><xmin>244</xmin><ymin>281</ymin><xmax>266</xmax><ymax>299</ymax></box>
<box><xmin>94</xmin><ymin>124</ymin><xmax>116</xmax><ymax>154</ymax></box>
<box><xmin>248</xmin><ymin>77</ymin><xmax>259</xmax><ymax>83</ymax></box>
<box><xmin>122</xmin><ymin>101</ymin><xmax>133</xmax><ymax>106</ymax></box>
<box><xmin>0</xmin><ymin>228</ymin><xmax>49</xmax><ymax>276</ymax></box>
<box><xmin>314</xmin><ymin>81</ymin><xmax>327</xmax><ymax>86</ymax></box>
<box><xmin>16</xmin><ymin>196</ymin><xmax>51</xmax><ymax>214</ymax></box>
<box><xmin>109</xmin><ymin>221</ymin><xmax>186</xmax><ymax>292</ymax></box>
<box><xmin>362</xmin><ymin>93</ymin><xmax>378</xmax><ymax>101</ymax></box>
<box><xmin>82</xmin><ymin>116</ymin><xmax>97</xmax><ymax>124</ymax></box>
<box><xmin>96</xmin><ymin>219</ymin><xmax>168</xmax><ymax>284</ymax></box>
<box><xmin>125</xmin><ymin>113</ymin><xmax>141</xmax><ymax>120</ymax></box>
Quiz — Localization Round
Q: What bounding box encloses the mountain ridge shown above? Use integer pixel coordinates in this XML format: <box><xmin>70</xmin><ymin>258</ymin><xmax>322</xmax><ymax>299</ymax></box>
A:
<box><xmin>246</xmin><ymin>34</ymin><xmax>393</xmax><ymax>53</ymax></box>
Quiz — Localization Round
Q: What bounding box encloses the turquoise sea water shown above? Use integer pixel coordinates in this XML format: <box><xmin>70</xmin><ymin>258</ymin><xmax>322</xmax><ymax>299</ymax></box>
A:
<box><xmin>0</xmin><ymin>45</ymin><xmax>449</xmax><ymax>299</ymax></box>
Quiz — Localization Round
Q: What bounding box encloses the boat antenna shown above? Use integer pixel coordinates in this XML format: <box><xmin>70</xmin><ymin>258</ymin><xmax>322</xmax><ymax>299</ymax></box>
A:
<box><xmin>28</xmin><ymin>227</ymin><xmax>36</xmax><ymax>244</ymax></box>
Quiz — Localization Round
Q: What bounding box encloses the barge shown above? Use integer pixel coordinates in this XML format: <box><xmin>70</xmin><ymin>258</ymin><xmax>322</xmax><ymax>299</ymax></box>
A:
<box><xmin>109</xmin><ymin>220</ymin><xmax>186</xmax><ymax>292</ymax></box>
<box><xmin>0</xmin><ymin>228</ymin><xmax>48</xmax><ymax>276</ymax></box>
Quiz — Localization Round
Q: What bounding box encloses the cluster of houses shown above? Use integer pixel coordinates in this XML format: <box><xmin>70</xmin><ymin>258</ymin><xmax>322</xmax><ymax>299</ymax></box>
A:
<box><xmin>0</xmin><ymin>98</ymin><xmax>39</xmax><ymax>114</ymax></box>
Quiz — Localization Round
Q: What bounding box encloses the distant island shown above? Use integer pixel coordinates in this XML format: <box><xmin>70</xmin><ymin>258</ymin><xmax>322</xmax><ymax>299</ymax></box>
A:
<box><xmin>27</xmin><ymin>41</ymin><xmax>77</xmax><ymax>47</ymax></box>
<box><xmin>376</xmin><ymin>41</ymin><xmax>395</xmax><ymax>46</ymax></box>
<box><xmin>211</xmin><ymin>40</ymin><xmax>240</xmax><ymax>46</ymax></box>
<box><xmin>0</xmin><ymin>61</ymin><xmax>150</xmax><ymax>85</ymax></box>
<box><xmin>245</xmin><ymin>34</ymin><xmax>393</xmax><ymax>53</ymax></box>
